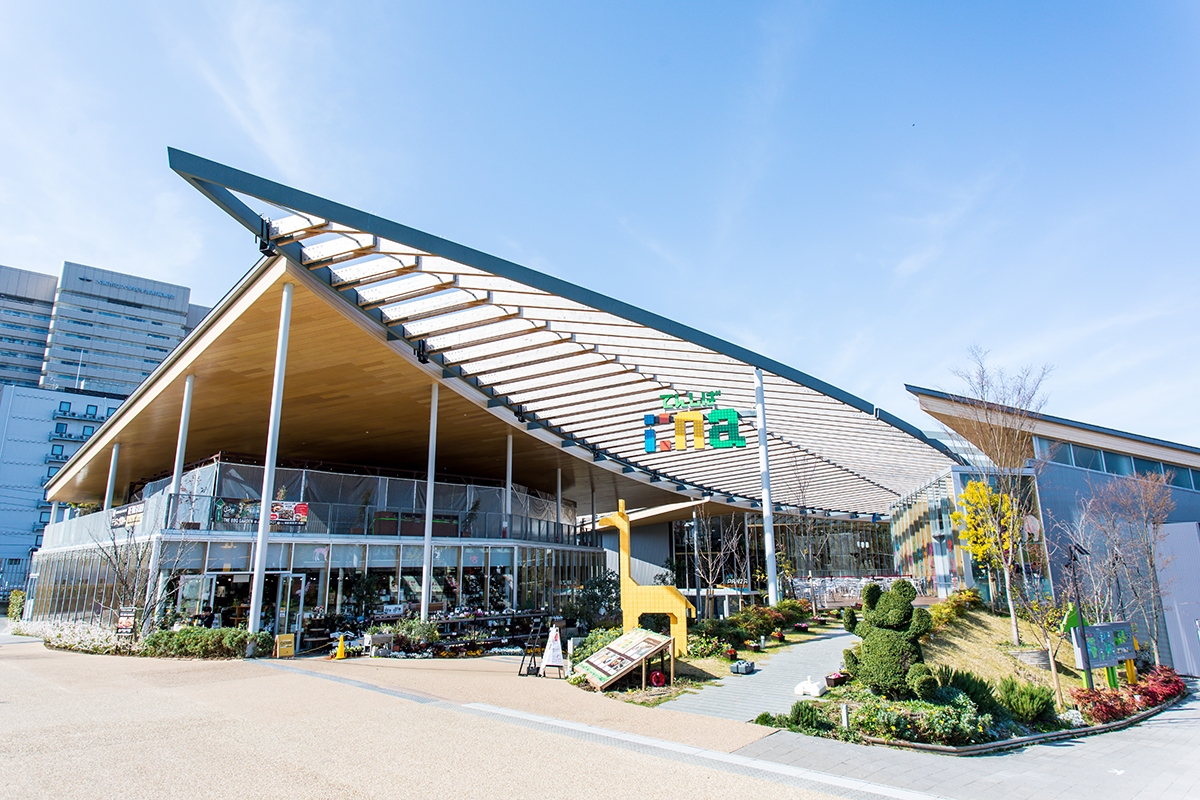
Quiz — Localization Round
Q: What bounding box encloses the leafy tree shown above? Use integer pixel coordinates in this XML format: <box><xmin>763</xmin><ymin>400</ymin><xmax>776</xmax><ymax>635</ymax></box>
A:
<box><xmin>952</xmin><ymin>479</ymin><xmax>1024</xmax><ymax>645</ymax></box>
<box><xmin>576</xmin><ymin>569</ymin><xmax>620</xmax><ymax>628</ymax></box>
<box><xmin>941</xmin><ymin>347</ymin><xmax>1052</xmax><ymax>646</ymax></box>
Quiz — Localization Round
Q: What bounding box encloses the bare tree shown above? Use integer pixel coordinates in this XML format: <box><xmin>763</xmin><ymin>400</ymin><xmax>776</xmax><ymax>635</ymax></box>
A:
<box><xmin>1089</xmin><ymin>471</ymin><xmax>1175</xmax><ymax>666</ymax></box>
<box><xmin>693</xmin><ymin>511</ymin><xmax>746</xmax><ymax>619</ymax></box>
<box><xmin>943</xmin><ymin>346</ymin><xmax>1053</xmax><ymax>647</ymax></box>
<box><xmin>91</xmin><ymin>515</ymin><xmax>195</xmax><ymax>637</ymax></box>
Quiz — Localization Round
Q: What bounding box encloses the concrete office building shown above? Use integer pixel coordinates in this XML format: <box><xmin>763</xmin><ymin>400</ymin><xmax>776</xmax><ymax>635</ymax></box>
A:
<box><xmin>41</xmin><ymin>262</ymin><xmax>208</xmax><ymax>397</ymax></box>
<box><xmin>0</xmin><ymin>263</ymin><xmax>209</xmax><ymax>593</ymax></box>
<box><xmin>0</xmin><ymin>265</ymin><xmax>57</xmax><ymax>388</ymax></box>
<box><xmin>0</xmin><ymin>384</ymin><xmax>124</xmax><ymax>564</ymax></box>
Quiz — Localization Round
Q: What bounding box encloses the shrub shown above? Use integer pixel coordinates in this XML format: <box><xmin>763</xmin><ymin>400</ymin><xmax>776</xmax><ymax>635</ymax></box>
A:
<box><xmin>753</xmin><ymin>711</ymin><xmax>776</xmax><ymax>726</ymax></box>
<box><xmin>933</xmin><ymin>666</ymin><xmax>1004</xmax><ymax>718</ymax></box>
<box><xmin>789</xmin><ymin>700</ymin><xmax>829</xmax><ymax>730</ymax></box>
<box><xmin>1071</xmin><ymin>687</ymin><xmax>1136</xmax><ymax>724</ymax></box>
<box><xmin>571</xmin><ymin>627</ymin><xmax>621</xmax><ymax>665</ymax></box>
<box><xmin>774</xmin><ymin>599</ymin><xmax>811</xmax><ymax>626</ymax></box>
<box><xmin>851</xmin><ymin>691</ymin><xmax>997</xmax><ymax>746</ymax></box>
<box><xmin>996</xmin><ymin>676</ymin><xmax>1055</xmax><ymax>724</ymax></box>
<box><xmin>927</xmin><ymin>588</ymin><xmax>980</xmax><ymax>633</ymax></box>
<box><xmin>142</xmin><ymin>626</ymin><xmax>273</xmax><ymax>659</ymax></box>
<box><xmin>731</xmin><ymin>606</ymin><xmax>785</xmax><ymax>638</ymax></box>
<box><xmin>638</xmin><ymin>613</ymin><xmax>671</xmax><ymax>634</ymax></box>
<box><xmin>686</xmin><ymin>633</ymin><xmax>726</xmax><ymax>658</ymax></box>
<box><xmin>908</xmin><ymin>663</ymin><xmax>938</xmax><ymax>700</ymax></box>
<box><xmin>7</xmin><ymin>590</ymin><xmax>24</xmax><ymax>620</ymax></box>
<box><xmin>842</xmin><ymin>580</ymin><xmax>934</xmax><ymax>699</ymax></box>
<box><xmin>691</xmin><ymin>618</ymin><xmax>748</xmax><ymax>649</ymax></box>
<box><xmin>390</xmin><ymin>618</ymin><xmax>440</xmax><ymax>652</ymax></box>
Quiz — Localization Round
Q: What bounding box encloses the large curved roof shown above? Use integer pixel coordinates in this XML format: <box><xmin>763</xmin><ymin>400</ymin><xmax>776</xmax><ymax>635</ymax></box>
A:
<box><xmin>51</xmin><ymin>149</ymin><xmax>955</xmax><ymax>515</ymax></box>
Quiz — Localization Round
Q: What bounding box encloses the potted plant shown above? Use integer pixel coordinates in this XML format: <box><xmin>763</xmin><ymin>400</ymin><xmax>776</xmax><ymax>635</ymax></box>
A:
<box><xmin>825</xmin><ymin>671</ymin><xmax>848</xmax><ymax>688</ymax></box>
<box><xmin>795</xmin><ymin>622</ymin><xmax>809</xmax><ymax>633</ymax></box>
<box><xmin>725</xmin><ymin>646</ymin><xmax>738</xmax><ymax>661</ymax></box>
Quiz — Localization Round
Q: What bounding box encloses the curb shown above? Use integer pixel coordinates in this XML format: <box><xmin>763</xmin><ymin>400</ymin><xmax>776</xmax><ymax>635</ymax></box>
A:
<box><xmin>861</xmin><ymin>690</ymin><xmax>1190</xmax><ymax>756</ymax></box>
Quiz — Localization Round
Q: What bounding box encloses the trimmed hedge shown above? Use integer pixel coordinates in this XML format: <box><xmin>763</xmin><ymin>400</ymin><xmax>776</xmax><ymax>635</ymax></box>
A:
<box><xmin>143</xmin><ymin>627</ymin><xmax>274</xmax><ymax>658</ymax></box>
<box><xmin>6</xmin><ymin>590</ymin><xmax>24</xmax><ymax>620</ymax></box>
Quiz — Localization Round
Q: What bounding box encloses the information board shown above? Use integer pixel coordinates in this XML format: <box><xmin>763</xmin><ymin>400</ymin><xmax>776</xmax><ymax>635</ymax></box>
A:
<box><xmin>575</xmin><ymin>628</ymin><xmax>672</xmax><ymax>690</ymax></box>
<box><xmin>1072</xmin><ymin>621</ymin><xmax>1136</xmax><ymax>669</ymax></box>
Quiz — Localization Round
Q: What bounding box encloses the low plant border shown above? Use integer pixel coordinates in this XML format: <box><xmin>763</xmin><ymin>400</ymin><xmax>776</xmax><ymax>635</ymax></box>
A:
<box><xmin>860</xmin><ymin>690</ymin><xmax>1190</xmax><ymax>756</ymax></box>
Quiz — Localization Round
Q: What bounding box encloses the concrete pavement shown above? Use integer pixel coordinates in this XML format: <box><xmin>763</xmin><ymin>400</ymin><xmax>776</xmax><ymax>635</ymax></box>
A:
<box><xmin>2</xmin><ymin>628</ymin><xmax>1196</xmax><ymax>800</ymax></box>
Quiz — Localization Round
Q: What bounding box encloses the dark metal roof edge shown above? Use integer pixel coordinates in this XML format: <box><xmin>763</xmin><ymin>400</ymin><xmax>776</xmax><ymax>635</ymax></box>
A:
<box><xmin>167</xmin><ymin>147</ymin><xmax>946</xmax><ymax>456</ymax></box>
<box><xmin>905</xmin><ymin>384</ymin><xmax>1200</xmax><ymax>458</ymax></box>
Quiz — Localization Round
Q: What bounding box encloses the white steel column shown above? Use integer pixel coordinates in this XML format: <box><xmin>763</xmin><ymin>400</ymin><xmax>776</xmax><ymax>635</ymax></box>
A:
<box><xmin>755</xmin><ymin>368</ymin><xmax>779</xmax><ymax>606</ymax></box>
<box><xmin>248</xmin><ymin>283</ymin><xmax>294</xmax><ymax>636</ymax></box>
<box><xmin>50</xmin><ymin>501</ymin><xmax>59</xmax><ymax>524</ymax></box>
<box><xmin>103</xmin><ymin>442</ymin><xmax>121</xmax><ymax>511</ymax></box>
<box><xmin>504</xmin><ymin>434</ymin><xmax>513</xmax><ymax>537</ymax></box>
<box><xmin>147</xmin><ymin>374</ymin><xmax>196</xmax><ymax>608</ymax></box>
<box><xmin>419</xmin><ymin>383</ymin><xmax>439</xmax><ymax>621</ymax></box>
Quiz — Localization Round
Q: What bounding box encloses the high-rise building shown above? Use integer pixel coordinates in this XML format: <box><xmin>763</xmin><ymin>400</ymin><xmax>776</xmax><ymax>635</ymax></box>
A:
<box><xmin>0</xmin><ymin>261</ymin><xmax>208</xmax><ymax>586</ymax></box>
<box><xmin>40</xmin><ymin>262</ymin><xmax>207</xmax><ymax>397</ymax></box>
<box><xmin>0</xmin><ymin>265</ymin><xmax>57</xmax><ymax>388</ymax></box>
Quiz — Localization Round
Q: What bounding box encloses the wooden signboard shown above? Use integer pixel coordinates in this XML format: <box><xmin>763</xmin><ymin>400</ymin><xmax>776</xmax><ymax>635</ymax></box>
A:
<box><xmin>575</xmin><ymin>628</ymin><xmax>674</xmax><ymax>690</ymax></box>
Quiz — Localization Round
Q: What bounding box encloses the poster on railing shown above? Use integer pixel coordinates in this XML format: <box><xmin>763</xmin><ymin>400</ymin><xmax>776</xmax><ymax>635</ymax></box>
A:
<box><xmin>109</xmin><ymin>502</ymin><xmax>144</xmax><ymax>529</ymax></box>
<box><xmin>270</xmin><ymin>501</ymin><xmax>308</xmax><ymax>525</ymax></box>
<box><xmin>213</xmin><ymin>499</ymin><xmax>309</xmax><ymax>526</ymax></box>
<box><xmin>575</xmin><ymin>628</ymin><xmax>672</xmax><ymax>690</ymax></box>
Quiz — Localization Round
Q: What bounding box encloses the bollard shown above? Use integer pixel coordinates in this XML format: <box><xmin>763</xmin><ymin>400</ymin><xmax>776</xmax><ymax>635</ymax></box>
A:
<box><xmin>840</xmin><ymin>703</ymin><xmax>849</xmax><ymax>728</ymax></box>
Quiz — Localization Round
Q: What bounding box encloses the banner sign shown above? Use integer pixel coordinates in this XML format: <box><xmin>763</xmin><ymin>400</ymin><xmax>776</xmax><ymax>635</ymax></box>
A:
<box><xmin>109</xmin><ymin>502</ymin><xmax>145</xmax><ymax>529</ymax></box>
<box><xmin>576</xmin><ymin>628</ymin><xmax>672</xmax><ymax>689</ymax></box>
<box><xmin>214</xmin><ymin>499</ymin><xmax>308</xmax><ymax>526</ymax></box>
<box><xmin>1072</xmin><ymin>621</ymin><xmax>1136</xmax><ymax>669</ymax></box>
<box><xmin>644</xmin><ymin>390</ymin><xmax>747</xmax><ymax>453</ymax></box>
<box><xmin>541</xmin><ymin>625</ymin><xmax>564</xmax><ymax>675</ymax></box>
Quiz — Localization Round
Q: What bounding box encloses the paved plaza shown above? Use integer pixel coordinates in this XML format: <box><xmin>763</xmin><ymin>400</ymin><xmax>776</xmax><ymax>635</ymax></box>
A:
<box><xmin>1</xmin><ymin>622</ymin><xmax>1197</xmax><ymax>800</ymax></box>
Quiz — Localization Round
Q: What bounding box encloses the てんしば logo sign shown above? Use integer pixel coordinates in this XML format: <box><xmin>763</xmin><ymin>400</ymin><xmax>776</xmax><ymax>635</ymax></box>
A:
<box><xmin>644</xmin><ymin>391</ymin><xmax>746</xmax><ymax>452</ymax></box>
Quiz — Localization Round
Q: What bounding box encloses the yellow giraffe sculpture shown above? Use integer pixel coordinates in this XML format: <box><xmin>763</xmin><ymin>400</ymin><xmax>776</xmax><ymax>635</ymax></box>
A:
<box><xmin>597</xmin><ymin>499</ymin><xmax>695</xmax><ymax>656</ymax></box>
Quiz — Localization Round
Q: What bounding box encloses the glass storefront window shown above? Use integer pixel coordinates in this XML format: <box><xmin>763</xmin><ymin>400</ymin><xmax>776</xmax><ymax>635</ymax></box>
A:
<box><xmin>431</xmin><ymin>546</ymin><xmax>459</xmax><ymax>609</ymax></box>
<box><xmin>206</xmin><ymin>541</ymin><xmax>250</xmax><ymax>572</ymax></box>
<box><xmin>488</xmin><ymin>547</ymin><xmax>514</xmax><ymax>612</ymax></box>
<box><xmin>461</xmin><ymin>547</ymin><xmax>486</xmax><ymax>609</ymax></box>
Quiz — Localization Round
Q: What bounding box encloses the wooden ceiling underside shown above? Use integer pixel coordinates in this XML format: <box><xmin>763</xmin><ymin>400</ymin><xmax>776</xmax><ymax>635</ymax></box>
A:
<box><xmin>48</xmin><ymin>261</ymin><xmax>682</xmax><ymax>512</ymax></box>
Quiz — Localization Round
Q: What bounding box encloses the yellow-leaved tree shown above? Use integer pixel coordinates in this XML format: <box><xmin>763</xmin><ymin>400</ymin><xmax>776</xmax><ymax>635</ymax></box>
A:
<box><xmin>952</xmin><ymin>479</ymin><xmax>1023</xmax><ymax>646</ymax></box>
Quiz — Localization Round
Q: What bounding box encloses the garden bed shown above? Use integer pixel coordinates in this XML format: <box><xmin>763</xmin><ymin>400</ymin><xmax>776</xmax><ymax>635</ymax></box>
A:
<box><xmin>860</xmin><ymin>690</ymin><xmax>1190</xmax><ymax>756</ymax></box>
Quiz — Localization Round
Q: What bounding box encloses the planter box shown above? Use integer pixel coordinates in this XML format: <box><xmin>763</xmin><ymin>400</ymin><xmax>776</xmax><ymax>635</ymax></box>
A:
<box><xmin>825</xmin><ymin>673</ymin><xmax>848</xmax><ymax>688</ymax></box>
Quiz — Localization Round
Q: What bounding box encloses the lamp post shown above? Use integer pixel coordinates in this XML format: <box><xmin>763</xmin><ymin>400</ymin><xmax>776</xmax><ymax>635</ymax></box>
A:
<box><xmin>1067</xmin><ymin>542</ymin><xmax>1094</xmax><ymax>691</ymax></box>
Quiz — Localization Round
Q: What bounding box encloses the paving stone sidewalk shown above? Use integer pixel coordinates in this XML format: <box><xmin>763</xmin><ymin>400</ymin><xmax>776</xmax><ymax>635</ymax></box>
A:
<box><xmin>736</xmin><ymin>685</ymin><xmax>1200</xmax><ymax>800</ymax></box>
<box><xmin>665</xmin><ymin>628</ymin><xmax>859</xmax><ymax>722</ymax></box>
<box><xmin>661</xmin><ymin>625</ymin><xmax>1200</xmax><ymax>800</ymax></box>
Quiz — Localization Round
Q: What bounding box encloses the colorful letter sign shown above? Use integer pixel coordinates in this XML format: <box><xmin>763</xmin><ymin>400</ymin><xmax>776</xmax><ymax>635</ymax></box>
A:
<box><xmin>643</xmin><ymin>391</ymin><xmax>746</xmax><ymax>452</ymax></box>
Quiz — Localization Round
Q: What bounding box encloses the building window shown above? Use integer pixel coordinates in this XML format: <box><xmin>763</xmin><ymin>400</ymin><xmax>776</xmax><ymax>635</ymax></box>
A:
<box><xmin>1103</xmin><ymin>451</ymin><xmax>1134</xmax><ymax>476</ymax></box>
<box><xmin>47</xmin><ymin>467</ymin><xmax>59</xmax><ymax>478</ymax></box>
<box><xmin>1072</xmin><ymin>445</ymin><xmax>1103</xmax><ymax>472</ymax></box>
<box><xmin>58</xmin><ymin>401</ymin><xmax>71</xmax><ymax>413</ymax></box>
<box><xmin>82</xmin><ymin>425</ymin><xmax>94</xmax><ymax>437</ymax></box>
<box><xmin>54</xmin><ymin>423</ymin><xmax>67</xmax><ymax>435</ymax></box>
<box><xmin>107</xmin><ymin>407</ymin><xmax>116</xmax><ymax>416</ymax></box>
<box><xmin>1035</xmin><ymin>437</ymin><xmax>1072</xmax><ymax>466</ymax></box>
<box><xmin>1168</xmin><ymin>468</ymin><xmax>1194</xmax><ymax>490</ymax></box>
<box><xmin>86</xmin><ymin>404</ymin><xmax>98</xmax><ymax>417</ymax></box>
<box><xmin>51</xmin><ymin>444</ymin><xmax>63</xmax><ymax>456</ymax></box>
<box><xmin>1133</xmin><ymin>457</ymin><xmax>1163</xmax><ymax>477</ymax></box>
<box><xmin>39</xmin><ymin>511</ymin><xmax>51</xmax><ymax>523</ymax></box>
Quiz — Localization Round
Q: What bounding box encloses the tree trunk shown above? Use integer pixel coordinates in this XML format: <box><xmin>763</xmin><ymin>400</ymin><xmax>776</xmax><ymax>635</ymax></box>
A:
<box><xmin>1003</xmin><ymin>564</ymin><xmax>1020</xmax><ymax>646</ymax></box>
<box><xmin>1044</xmin><ymin>627</ymin><xmax>1064</xmax><ymax>708</ymax></box>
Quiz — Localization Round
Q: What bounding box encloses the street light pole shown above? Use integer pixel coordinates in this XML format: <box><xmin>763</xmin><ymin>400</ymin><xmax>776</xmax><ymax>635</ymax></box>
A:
<box><xmin>1068</xmin><ymin>545</ymin><xmax>1094</xmax><ymax>691</ymax></box>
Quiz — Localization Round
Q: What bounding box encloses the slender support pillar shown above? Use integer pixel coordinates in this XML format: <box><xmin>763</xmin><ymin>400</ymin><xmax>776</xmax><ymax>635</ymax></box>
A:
<box><xmin>50</xmin><ymin>501</ymin><xmax>59</xmax><ymax>524</ymax></box>
<box><xmin>755</xmin><ymin>368</ymin><xmax>779</xmax><ymax>606</ymax></box>
<box><xmin>147</xmin><ymin>374</ymin><xmax>196</xmax><ymax>609</ymax></box>
<box><xmin>103</xmin><ymin>443</ymin><xmax>121</xmax><ymax>511</ymax></box>
<box><xmin>248</xmin><ymin>283</ymin><xmax>294</xmax><ymax>635</ymax></box>
<box><xmin>504</xmin><ymin>434</ymin><xmax>512</xmax><ymax>537</ymax></box>
<box><xmin>420</xmin><ymin>383</ymin><xmax>439</xmax><ymax>621</ymax></box>
<box><xmin>169</xmin><ymin>375</ymin><xmax>196</xmax><ymax>502</ymax></box>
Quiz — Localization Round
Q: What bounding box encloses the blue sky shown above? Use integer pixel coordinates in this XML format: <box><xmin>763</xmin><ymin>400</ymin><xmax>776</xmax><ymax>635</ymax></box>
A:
<box><xmin>2</xmin><ymin>2</ymin><xmax>1197</xmax><ymax>445</ymax></box>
